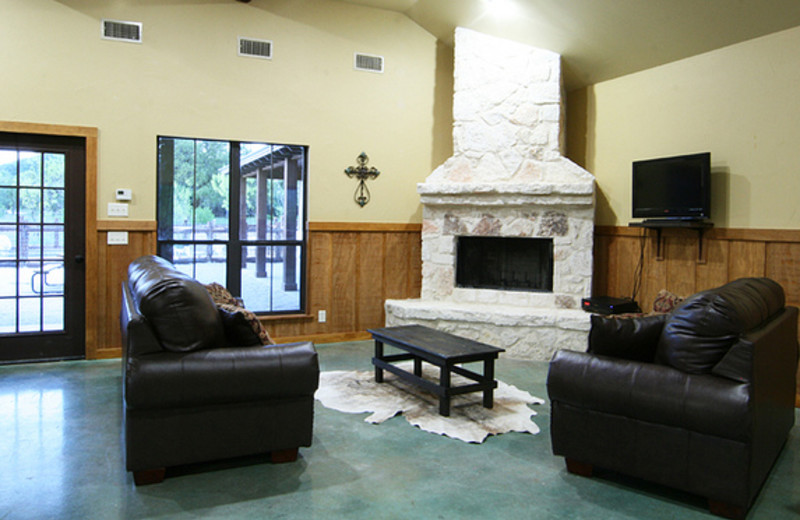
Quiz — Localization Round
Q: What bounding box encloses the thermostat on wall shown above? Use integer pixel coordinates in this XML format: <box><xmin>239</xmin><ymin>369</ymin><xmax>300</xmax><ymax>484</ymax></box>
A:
<box><xmin>116</xmin><ymin>188</ymin><xmax>132</xmax><ymax>201</ymax></box>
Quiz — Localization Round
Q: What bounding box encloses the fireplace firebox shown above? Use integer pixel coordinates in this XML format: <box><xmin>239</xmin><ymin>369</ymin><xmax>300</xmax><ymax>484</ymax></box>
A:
<box><xmin>456</xmin><ymin>236</ymin><xmax>554</xmax><ymax>292</ymax></box>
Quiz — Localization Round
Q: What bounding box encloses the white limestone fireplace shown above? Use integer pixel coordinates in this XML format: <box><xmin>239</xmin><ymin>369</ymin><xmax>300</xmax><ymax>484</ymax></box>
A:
<box><xmin>384</xmin><ymin>28</ymin><xmax>595</xmax><ymax>360</ymax></box>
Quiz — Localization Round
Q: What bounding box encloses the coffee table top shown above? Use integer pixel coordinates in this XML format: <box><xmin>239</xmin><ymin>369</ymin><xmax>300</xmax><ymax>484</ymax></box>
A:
<box><xmin>368</xmin><ymin>325</ymin><xmax>504</xmax><ymax>363</ymax></box>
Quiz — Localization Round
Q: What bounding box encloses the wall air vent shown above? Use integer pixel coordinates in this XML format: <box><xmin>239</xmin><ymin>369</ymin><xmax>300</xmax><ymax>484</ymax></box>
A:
<box><xmin>239</xmin><ymin>37</ymin><xmax>273</xmax><ymax>59</ymax></box>
<box><xmin>354</xmin><ymin>53</ymin><xmax>384</xmax><ymax>73</ymax></box>
<box><xmin>101</xmin><ymin>19</ymin><xmax>142</xmax><ymax>43</ymax></box>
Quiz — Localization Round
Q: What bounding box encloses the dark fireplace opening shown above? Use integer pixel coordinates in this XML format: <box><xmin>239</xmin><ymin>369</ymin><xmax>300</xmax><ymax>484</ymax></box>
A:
<box><xmin>456</xmin><ymin>236</ymin><xmax>553</xmax><ymax>292</ymax></box>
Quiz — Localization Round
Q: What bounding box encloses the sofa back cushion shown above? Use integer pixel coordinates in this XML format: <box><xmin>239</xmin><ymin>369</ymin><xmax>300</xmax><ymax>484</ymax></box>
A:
<box><xmin>655</xmin><ymin>277</ymin><xmax>785</xmax><ymax>373</ymax></box>
<box><xmin>128</xmin><ymin>255</ymin><xmax>225</xmax><ymax>353</ymax></box>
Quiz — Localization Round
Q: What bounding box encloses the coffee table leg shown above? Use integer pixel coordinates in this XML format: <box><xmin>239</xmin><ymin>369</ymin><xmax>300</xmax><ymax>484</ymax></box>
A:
<box><xmin>414</xmin><ymin>357</ymin><xmax>422</xmax><ymax>377</ymax></box>
<box><xmin>439</xmin><ymin>365</ymin><xmax>451</xmax><ymax>416</ymax></box>
<box><xmin>483</xmin><ymin>358</ymin><xmax>495</xmax><ymax>408</ymax></box>
<box><xmin>374</xmin><ymin>340</ymin><xmax>384</xmax><ymax>383</ymax></box>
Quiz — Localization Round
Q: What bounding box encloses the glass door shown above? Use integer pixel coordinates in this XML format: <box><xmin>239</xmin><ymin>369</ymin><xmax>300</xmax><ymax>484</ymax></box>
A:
<box><xmin>0</xmin><ymin>133</ymin><xmax>85</xmax><ymax>363</ymax></box>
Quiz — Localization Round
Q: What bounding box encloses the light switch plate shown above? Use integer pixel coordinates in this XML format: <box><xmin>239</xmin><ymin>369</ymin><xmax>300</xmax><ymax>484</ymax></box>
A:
<box><xmin>107</xmin><ymin>202</ymin><xmax>129</xmax><ymax>217</ymax></box>
<box><xmin>107</xmin><ymin>231</ymin><xmax>129</xmax><ymax>245</ymax></box>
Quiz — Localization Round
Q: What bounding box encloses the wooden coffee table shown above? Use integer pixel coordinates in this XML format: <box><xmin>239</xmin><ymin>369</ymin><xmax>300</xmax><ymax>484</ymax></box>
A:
<box><xmin>367</xmin><ymin>325</ymin><xmax>505</xmax><ymax>416</ymax></box>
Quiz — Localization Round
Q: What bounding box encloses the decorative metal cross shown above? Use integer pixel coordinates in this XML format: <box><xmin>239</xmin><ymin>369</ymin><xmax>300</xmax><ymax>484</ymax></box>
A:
<box><xmin>344</xmin><ymin>152</ymin><xmax>380</xmax><ymax>207</ymax></box>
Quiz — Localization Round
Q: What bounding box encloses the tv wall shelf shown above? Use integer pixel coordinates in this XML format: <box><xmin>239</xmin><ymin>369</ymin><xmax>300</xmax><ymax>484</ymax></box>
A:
<box><xmin>629</xmin><ymin>220</ymin><xmax>714</xmax><ymax>262</ymax></box>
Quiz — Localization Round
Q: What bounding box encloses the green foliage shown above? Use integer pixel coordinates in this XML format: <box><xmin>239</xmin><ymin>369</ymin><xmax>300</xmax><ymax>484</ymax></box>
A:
<box><xmin>0</xmin><ymin>152</ymin><xmax>64</xmax><ymax>224</ymax></box>
<box><xmin>166</xmin><ymin>138</ymin><xmax>230</xmax><ymax>227</ymax></box>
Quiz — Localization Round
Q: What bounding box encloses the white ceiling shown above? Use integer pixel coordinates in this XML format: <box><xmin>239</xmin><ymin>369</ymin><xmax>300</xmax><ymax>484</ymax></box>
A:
<box><xmin>335</xmin><ymin>0</ymin><xmax>800</xmax><ymax>90</ymax></box>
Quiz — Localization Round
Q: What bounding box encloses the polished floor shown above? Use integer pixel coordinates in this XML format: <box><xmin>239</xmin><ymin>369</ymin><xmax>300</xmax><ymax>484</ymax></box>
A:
<box><xmin>0</xmin><ymin>341</ymin><xmax>798</xmax><ymax>519</ymax></box>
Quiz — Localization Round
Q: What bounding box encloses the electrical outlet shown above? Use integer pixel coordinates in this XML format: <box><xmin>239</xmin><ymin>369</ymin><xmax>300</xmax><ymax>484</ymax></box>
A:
<box><xmin>318</xmin><ymin>310</ymin><xmax>327</xmax><ymax>323</ymax></box>
<box><xmin>107</xmin><ymin>231</ymin><xmax>129</xmax><ymax>245</ymax></box>
<box><xmin>107</xmin><ymin>202</ymin><xmax>129</xmax><ymax>217</ymax></box>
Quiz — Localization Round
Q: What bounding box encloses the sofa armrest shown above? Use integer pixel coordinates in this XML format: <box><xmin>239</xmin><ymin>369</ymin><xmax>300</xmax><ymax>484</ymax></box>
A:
<box><xmin>547</xmin><ymin>349</ymin><xmax>751</xmax><ymax>441</ymax></box>
<box><xmin>587</xmin><ymin>313</ymin><xmax>666</xmax><ymax>361</ymax></box>
<box><xmin>125</xmin><ymin>341</ymin><xmax>320</xmax><ymax>410</ymax></box>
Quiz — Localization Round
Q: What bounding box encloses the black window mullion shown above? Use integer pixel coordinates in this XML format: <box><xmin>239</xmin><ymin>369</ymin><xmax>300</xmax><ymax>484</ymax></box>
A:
<box><xmin>15</xmin><ymin>148</ymin><xmax>20</xmax><ymax>333</ymax></box>
<box><xmin>192</xmin><ymin>140</ymin><xmax>198</xmax><ymax>244</ymax></box>
<box><xmin>227</xmin><ymin>142</ymin><xmax>242</xmax><ymax>297</ymax></box>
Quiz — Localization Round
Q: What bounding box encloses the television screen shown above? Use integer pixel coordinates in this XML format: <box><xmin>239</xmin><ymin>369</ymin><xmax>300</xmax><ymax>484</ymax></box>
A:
<box><xmin>632</xmin><ymin>152</ymin><xmax>710</xmax><ymax>220</ymax></box>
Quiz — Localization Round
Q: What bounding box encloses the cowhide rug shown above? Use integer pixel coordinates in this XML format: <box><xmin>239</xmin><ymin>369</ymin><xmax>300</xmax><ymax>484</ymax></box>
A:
<box><xmin>316</xmin><ymin>363</ymin><xmax>544</xmax><ymax>443</ymax></box>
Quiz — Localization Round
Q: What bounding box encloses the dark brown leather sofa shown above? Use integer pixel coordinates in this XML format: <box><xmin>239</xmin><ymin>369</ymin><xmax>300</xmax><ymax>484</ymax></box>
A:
<box><xmin>120</xmin><ymin>255</ymin><xmax>319</xmax><ymax>485</ymax></box>
<box><xmin>547</xmin><ymin>278</ymin><xmax>798</xmax><ymax>519</ymax></box>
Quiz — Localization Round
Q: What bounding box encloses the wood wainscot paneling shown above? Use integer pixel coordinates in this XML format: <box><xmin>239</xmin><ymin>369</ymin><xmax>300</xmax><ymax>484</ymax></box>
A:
<box><xmin>91</xmin><ymin>220</ymin><xmax>157</xmax><ymax>359</ymax></box>
<box><xmin>269</xmin><ymin>222</ymin><xmax>421</xmax><ymax>344</ymax></box>
<box><xmin>594</xmin><ymin>225</ymin><xmax>800</xmax><ymax>407</ymax></box>
<box><xmin>92</xmin><ymin>221</ymin><xmax>423</xmax><ymax>355</ymax></box>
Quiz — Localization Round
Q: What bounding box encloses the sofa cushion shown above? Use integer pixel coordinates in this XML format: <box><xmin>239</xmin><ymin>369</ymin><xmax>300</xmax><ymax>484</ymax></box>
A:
<box><xmin>588</xmin><ymin>313</ymin><xmax>666</xmax><ymax>362</ymax></box>
<box><xmin>217</xmin><ymin>303</ymin><xmax>275</xmax><ymax>346</ymax></box>
<box><xmin>128</xmin><ymin>255</ymin><xmax>226</xmax><ymax>353</ymax></box>
<box><xmin>655</xmin><ymin>277</ymin><xmax>785</xmax><ymax>374</ymax></box>
<box><xmin>125</xmin><ymin>342</ymin><xmax>319</xmax><ymax>409</ymax></box>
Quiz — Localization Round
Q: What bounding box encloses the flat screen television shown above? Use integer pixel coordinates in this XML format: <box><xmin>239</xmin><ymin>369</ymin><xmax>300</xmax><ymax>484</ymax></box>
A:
<box><xmin>632</xmin><ymin>152</ymin><xmax>711</xmax><ymax>220</ymax></box>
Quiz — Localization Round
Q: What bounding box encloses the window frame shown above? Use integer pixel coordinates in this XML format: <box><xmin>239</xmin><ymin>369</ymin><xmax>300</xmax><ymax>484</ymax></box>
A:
<box><xmin>156</xmin><ymin>135</ymin><xmax>308</xmax><ymax>316</ymax></box>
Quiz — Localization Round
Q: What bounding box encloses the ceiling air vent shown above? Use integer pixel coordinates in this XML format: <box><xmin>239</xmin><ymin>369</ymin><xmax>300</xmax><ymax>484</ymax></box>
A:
<box><xmin>101</xmin><ymin>19</ymin><xmax>142</xmax><ymax>43</ymax></box>
<box><xmin>354</xmin><ymin>53</ymin><xmax>384</xmax><ymax>73</ymax></box>
<box><xmin>239</xmin><ymin>37</ymin><xmax>272</xmax><ymax>59</ymax></box>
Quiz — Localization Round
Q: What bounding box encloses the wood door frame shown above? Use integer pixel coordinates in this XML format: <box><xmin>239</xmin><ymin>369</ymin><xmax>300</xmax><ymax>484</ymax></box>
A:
<box><xmin>0</xmin><ymin>121</ymin><xmax>98</xmax><ymax>359</ymax></box>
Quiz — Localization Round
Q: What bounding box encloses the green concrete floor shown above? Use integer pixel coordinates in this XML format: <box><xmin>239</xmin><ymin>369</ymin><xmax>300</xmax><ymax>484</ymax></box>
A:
<box><xmin>0</xmin><ymin>340</ymin><xmax>797</xmax><ymax>519</ymax></box>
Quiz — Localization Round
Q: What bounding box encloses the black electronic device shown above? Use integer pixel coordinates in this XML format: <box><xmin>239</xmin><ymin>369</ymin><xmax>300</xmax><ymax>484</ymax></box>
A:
<box><xmin>632</xmin><ymin>152</ymin><xmax>711</xmax><ymax>221</ymax></box>
<box><xmin>581</xmin><ymin>296</ymin><xmax>641</xmax><ymax>315</ymax></box>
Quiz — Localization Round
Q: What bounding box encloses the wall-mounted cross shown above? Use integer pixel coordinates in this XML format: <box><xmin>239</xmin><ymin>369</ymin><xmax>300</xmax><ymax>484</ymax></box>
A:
<box><xmin>344</xmin><ymin>152</ymin><xmax>380</xmax><ymax>207</ymax></box>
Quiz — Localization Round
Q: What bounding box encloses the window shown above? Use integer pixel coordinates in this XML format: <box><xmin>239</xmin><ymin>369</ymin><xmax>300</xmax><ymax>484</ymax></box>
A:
<box><xmin>157</xmin><ymin>136</ymin><xmax>307</xmax><ymax>314</ymax></box>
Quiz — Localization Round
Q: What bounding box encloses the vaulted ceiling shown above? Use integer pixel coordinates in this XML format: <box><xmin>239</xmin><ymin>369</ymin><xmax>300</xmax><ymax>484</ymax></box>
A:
<box><xmin>335</xmin><ymin>0</ymin><xmax>800</xmax><ymax>90</ymax></box>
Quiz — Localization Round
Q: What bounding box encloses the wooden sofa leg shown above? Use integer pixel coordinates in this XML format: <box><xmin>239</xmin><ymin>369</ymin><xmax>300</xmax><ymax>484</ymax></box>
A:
<box><xmin>270</xmin><ymin>448</ymin><xmax>299</xmax><ymax>463</ymax></box>
<box><xmin>708</xmin><ymin>499</ymin><xmax>746</xmax><ymax>520</ymax></box>
<box><xmin>565</xmin><ymin>458</ymin><xmax>593</xmax><ymax>477</ymax></box>
<box><xmin>133</xmin><ymin>468</ymin><xmax>166</xmax><ymax>485</ymax></box>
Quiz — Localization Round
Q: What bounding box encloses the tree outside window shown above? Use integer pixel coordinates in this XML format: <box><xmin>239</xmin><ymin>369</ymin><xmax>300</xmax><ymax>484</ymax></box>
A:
<box><xmin>157</xmin><ymin>136</ymin><xmax>307</xmax><ymax>314</ymax></box>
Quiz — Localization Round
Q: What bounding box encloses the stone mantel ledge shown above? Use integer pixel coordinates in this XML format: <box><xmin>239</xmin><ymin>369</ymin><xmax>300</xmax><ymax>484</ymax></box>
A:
<box><xmin>417</xmin><ymin>189</ymin><xmax>594</xmax><ymax>207</ymax></box>
<box><xmin>417</xmin><ymin>181</ymin><xmax>594</xmax><ymax>208</ymax></box>
<box><xmin>417</xmin><ymin>182</ymin><xmax>593</xmax><ymax>196</ymax></box>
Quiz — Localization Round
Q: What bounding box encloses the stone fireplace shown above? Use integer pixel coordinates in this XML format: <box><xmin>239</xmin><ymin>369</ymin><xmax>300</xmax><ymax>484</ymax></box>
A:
<box><xmin>384</xmin><ymin>28</ymin><xmax>595</xmax><ymax>360</ymax></box>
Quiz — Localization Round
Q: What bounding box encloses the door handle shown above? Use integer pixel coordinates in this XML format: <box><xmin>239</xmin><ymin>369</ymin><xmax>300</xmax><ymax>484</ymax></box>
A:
<box><xmin>74</xmin><ymin>255</ymin><xmax>85</xmax><ymax>264</ymax></box>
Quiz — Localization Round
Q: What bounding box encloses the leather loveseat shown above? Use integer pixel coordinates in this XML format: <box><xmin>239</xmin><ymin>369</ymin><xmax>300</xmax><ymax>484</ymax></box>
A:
<box><xmin>120</xmin><ymin>255</ymin><xmax>319</xmax><ymax>485</ymax></box>
<box><xmin>547</xmin><ymin>278</ymin><xmax>798</xmax><ymax>519</ymax></box>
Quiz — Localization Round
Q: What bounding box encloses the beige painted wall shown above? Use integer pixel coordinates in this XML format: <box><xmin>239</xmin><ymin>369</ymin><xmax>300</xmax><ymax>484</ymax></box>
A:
<box><xmin>577</xmin><ymin>25</ymin><xmax>800</xmax><ymax>229</ymax></box>
<box><xmin>1</xmin><ymin>0</ymin><xmax>453</xmax><ymax>223</ymax></box>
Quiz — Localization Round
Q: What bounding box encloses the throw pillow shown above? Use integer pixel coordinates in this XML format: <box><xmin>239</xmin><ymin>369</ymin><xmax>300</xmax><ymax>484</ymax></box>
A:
<box><xmin>204</xmin><ymin>282</ymin><xmax>240</xmax><ymax>306</ymax></box>
<box><xmin>652</xmin><ymin>289</ymin><xmax>684</xmax><ymax>314</ymax></box>
<box><xmin>217</xmin><ymin>303</ymin><xmax>275</xmax><ymax>346</ymax></box>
